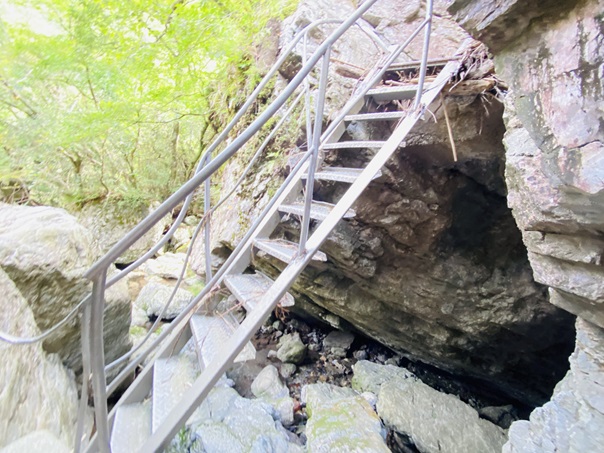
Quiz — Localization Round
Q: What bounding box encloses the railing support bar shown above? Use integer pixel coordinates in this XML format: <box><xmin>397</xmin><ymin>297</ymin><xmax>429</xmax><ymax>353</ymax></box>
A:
<box><xmin>299</xmin><ymin>47</ymin><xmax>330</xmax><ymax>253</ymax></box>
<box><xmin>74</xmin><ymin>298</ymin><xmax>92</xmax><ymax>453</ymax></box>
<box><xmin>90</xmin><ymin>272</ymin><xmax>110</xmax><ymax>453</ymax></box>
<box><xmin>413</xmin><ymin>0</ymin><xmax>434</xmax><ymax>110</ymax></box>
<box><xmin>84</xmin><ymin>0</ymin><xmax>379</xmax><ymax>280</ymax></box>
<box><xmin>203</xmin><ymin>153</ymin><xmax>213</xmax><ymax>280</ymax></box>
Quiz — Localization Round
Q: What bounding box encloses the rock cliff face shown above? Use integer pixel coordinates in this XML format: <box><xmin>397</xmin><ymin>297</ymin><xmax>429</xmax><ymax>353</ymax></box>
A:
<box><xmin>191</xmin><ymin>0</ymin><xmax>579</xmax><ymax>406</ymax></box>
<box><xmin>449</xmin><ymin>0</ymin><xmax>604</xmax><ymax>449</ymax></box>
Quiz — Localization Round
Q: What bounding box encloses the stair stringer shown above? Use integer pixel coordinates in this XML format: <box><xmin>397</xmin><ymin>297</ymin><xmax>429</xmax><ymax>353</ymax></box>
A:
<box><xmin>139</xmin><ymin>55</ymin><xmax>463</xmax><ymax>453</ymax></box>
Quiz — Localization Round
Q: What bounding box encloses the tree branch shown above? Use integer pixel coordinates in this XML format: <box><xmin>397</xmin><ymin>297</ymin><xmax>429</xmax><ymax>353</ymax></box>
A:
<box><xmin>0</xmin><ymin>76</ymin><xmax>37</xmax><ymax>117</ymax></box>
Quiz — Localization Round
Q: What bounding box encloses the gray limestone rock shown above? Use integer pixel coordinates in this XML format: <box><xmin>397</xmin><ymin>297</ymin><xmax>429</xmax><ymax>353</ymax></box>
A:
<box><xmin>277</xmin><ymin>332</ymin><xmax>307</xmax><ymax>364</ymax></box>
<box><xmin>252</xmin><ymin>365</ymin><xmax>289</xmax><ymax>400</ymax></box>
<box><xmin>76</xmin><ymin>201</ymin><xmax>165</xmax><ymax>264</ymax></box>
<box><xmin>141</xmin><ymin>252</ymin><xmax>190</xmax><ymax>280</ymax></box>
<box><xmin>323</xmin><ymin>330</ymin><xmax>355</xmax><ymax>357</ymax></box>
<box><xmin>352</xmin><ymin>360</ymin><xmax>415</xmax><ymax>395</ymax></box>
<box><xmin>251</xmin><ymin>365</ymin><xmax>295</xmax><ymax>427</ymax></box>
<box><xmin>188</xmin><ymin>386</ymin><xmax>302</xmax><ymax>453</ymax></box>
<box><xmin>301</xmin><ymin>383</ymin><xmax>358</xmax><ymax>413</ymax></box>
<box><xmin>303</xmin><ymin>384</ymin><xmax>389</xmax><ymax>453</ymax></box>
<box><xmin>134</xmin><ymin>280</ymin><xmax>194</xmax><ymax>321</ymax></box>
<box><xmin>377</xmin><ymin>378</ymin><xmax>507</xmax><ymax>453</ymax></box>
<box><xmin>0</xmin><ymin>204</ymin><xmax>131</xmax><ymax>376</ymax></box>
<box><xmin>0</xmin><ymin>269</ymin><xmax>78</xmax><ymax>448</ymax></box>
<box><xmin>280</xmin><ymin>363</ymin><xmax>297</xmax><ymax>379</ymax></box>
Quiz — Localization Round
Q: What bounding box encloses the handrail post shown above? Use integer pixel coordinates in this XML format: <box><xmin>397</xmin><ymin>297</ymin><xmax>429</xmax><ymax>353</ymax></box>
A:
<box><xmin>413</xmin><ymin>0</ymin><xmax>434</xmax><ymax>110</ymax></box>
<box><xmin>203</xmin><ymin>153</ymin><xmax>213</xmax><ymax>280</ymax></box>
<box><xmin>90</xmin><ymin>271</ymin><xmax>110</xmax><ymax>452</ymax></box>
<box><xmin>299</xmin><ymin>47</ymin><xmax>330</xmax><ymax>254</ymax></box>
<box><xmin>75</xmin><ymin>297</ymin><xmax>92</xmax><ymax>453</ymax></box>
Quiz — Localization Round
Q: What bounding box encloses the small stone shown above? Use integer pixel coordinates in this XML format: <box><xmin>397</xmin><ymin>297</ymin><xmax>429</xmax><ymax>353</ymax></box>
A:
<box><xmin>353</xmin><ymin>350</ymin><xmax>368</xmax><ymax>360</ymax></box>
<box><xmin>280</xmin><ymin>363</ymin><xmax>297</xmax><ymax>379</ymax></box>
<box><xmin>273</xmin><ymin>320</ymin><xmax>285</xmax><ymax>331</ymax></box>
<box><xmin>277</xmin><ymin>332</ymin><xmax>307</xmax><ymax>364</ymax></box>
<box><xmin>323</xmin><ymin>330</ymin><xmax>355</xmax><ymax>351</ymax></box>
<box><xmin>251</xmin><ymin>365</ymin><xmax>288</xmax><ymax>399</ymax></box>
<box><xmin>267</xmin><ymin>350</ymin><xmax>278</xmax><ymax>359</ymax></box>
<box><xmin>274</xmin><ymin>331</ymin><xmax>283</xmax><ymax>339</ymax></box>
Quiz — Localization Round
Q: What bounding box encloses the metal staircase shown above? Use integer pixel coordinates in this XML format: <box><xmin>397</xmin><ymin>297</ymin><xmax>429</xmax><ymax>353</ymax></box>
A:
<box><xmin>68</xmin><ymin>1</ymin><xmax>470</xmax><ymax>451</ymax></box>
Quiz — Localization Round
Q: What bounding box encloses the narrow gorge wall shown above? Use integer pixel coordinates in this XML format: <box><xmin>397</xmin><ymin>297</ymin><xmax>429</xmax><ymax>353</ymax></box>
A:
<box><xmin>449</xmin><ymin>0</ymin><xmax>604</xmax><ymax>449</ymax></box>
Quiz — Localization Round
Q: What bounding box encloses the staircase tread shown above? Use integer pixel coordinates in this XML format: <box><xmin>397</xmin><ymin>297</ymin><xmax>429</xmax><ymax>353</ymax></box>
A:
<box><xmin>152</xmin><ymin>347</ymin><xmax>199</xmax><ymax>433</ymax></box>
<box><xmin>304</xmin><ymin>166</ymin><xmax>382</xmax><ymax>183</ymax></box>
<box><xmin>386</xmin><ymin>58</ymin><xmax>452</xmax><ymax>72</ymax></box>
<box><xmin>366</xmin><ymin>84</ymin><xmax>419</xmax><ymax>101</ymax></box>
<box><xmin>254</xmin><ymin>238</ymin><xmax>327</xmax><ymax>263</ymax></box>
<box><xmin>279</xmin><ymin>200</ymin><xmax>356</xmax><ymax>221</ymax></box>
<box><xmin>111</xmin><ymin>401</ymin><xmax>151</xmax><ymax>453</ymax></box>
<box><xmin>322</xmin><ymin>140</ymin><xmax>386</xmax><ymax>150</ymax></box>
<box><xmin>224</xmin><ymin>271</ymin><xmax>297</xmax><ymax>310</ymax></box>
<box><xmin>190</xmin><ymin>313</ymin><xmax>256</xmax><ymax>368</ymax></box>
<box><xmin>344</xmin><ymin>111</ymin><xmax>405</xmax><ymax>121</ymax></box>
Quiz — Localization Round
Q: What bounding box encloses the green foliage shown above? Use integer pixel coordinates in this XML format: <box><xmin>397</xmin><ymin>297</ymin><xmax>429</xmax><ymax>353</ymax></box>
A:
<box><xmin>0</xmin><ymin>0</ymin><xmax>297</xmax><ymax>207</ymax></box>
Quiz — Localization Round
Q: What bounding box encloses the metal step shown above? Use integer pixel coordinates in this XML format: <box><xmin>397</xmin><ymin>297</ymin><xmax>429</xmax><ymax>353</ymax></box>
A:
<box><xmin>279</xmin><ymin>200</ymin><xmax>356</xmax><ymax>221</ymax></box>
<box><xmin>322</xmin><ymin>140</ymin><xmax>386</xmax><ymax>150</ymax></box>
<box><xmin>386</xmin><ymin>58</ymin><xmax>452</xmax><ymax>72</ymax></box>
<box><xmin>304</xmin><ymin>166</ymin><xmax>382</xmax><ymax>183</ymax></box>
<box><xmin>152</xmin><ymin>352</ymin><xmax>199</xmax><ymax>433</ymax></box>
<box><xmin>110</xmin><ymin>401</ymin><xmax>151</xmax><ymax>453</ymax></box>
<box><xmin>366</xmin><ymin>85</ymin><xmax>418</xmax><ymax>101</ymax></box>
<box><xmin>190</xmin><ymin>314</ymin><xmax>256</xmax><ymax>368</ymax></box>
<box><xmin>344</xmin><ymin>111</ymin><xmax>405</xmax><ymax>122</ymax></box>
<box><xmin>253</xmin><ymin>238</ymin><xmax>328</xmax><ymax>263</ymax></box>
<box><xmin>224</xmin><ymin>271</ymin><xmax>298</xmax><ymax>311</ymax></box>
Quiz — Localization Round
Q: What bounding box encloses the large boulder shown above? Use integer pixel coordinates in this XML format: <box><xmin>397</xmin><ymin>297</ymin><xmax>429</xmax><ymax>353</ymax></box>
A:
<box><xmin>76</xmin><ymin>200</ymin><xmax>166</xmax><ymax>264</ymax></box>
<box><xmin>0</xmin><ymin>204</ymin><xmax>132</xmax><ymax>375</ymax></box>
<box><xmin>0</xmin><ymin>268</ymin><xmax>78</xmax><ymax>448</ymax></box>
<box><xmin>377</xmin><ymin>376</ymin><xmax>507</xmax><ymax>453</ymax></box>
<box><xmin>303</xmin><ymin>383</ymin><xmax>389</xmax><ymax>453</ymax></box>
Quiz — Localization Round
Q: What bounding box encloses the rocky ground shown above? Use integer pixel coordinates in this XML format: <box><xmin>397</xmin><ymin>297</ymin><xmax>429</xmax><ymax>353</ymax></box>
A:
<box><xmin>245</xmin><ymin>312</ymin><xmax>521</xmax><ymax>451</ymax></box>
<box><xmin>128</xmin><ymin>250</ymin><xmax>523</xmax><ymax>452</ymax></box>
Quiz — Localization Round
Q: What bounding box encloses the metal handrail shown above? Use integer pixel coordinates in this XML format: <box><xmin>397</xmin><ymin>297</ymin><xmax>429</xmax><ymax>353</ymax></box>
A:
<box><xmin>27</xmin><ymin>0</ymin><xmax>445</xmax><ymax>449</ymax></box>
<box><xmin>103</xmin><ymin>89</ymin><xmax>306</xmax><ymax>373</ymax></box>
<box><xmin>0</xmin><ymin>16</ymin><xmax>389</xmax><ymax>347</ymax></box>
<box><xmin>80</xmin><ymin>3</ymin><xmax>384</xmax><ymax>450</ymax></box>
<box><xmin>112</xmin><ymin>0</ymin><xmax>435</xmax><ymax>421</ymax></box>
